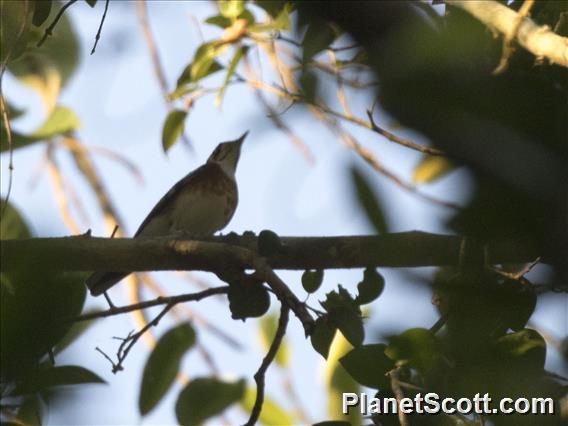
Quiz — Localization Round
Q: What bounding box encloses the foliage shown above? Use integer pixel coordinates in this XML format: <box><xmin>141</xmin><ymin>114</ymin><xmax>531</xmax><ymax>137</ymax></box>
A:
<box><xmin>1</xmin><ymin>0</ymin><xmax>567</xmax><ymax>425</ymax></box>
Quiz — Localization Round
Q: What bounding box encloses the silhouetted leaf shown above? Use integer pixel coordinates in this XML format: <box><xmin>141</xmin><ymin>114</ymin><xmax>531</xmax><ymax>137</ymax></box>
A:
<box><xmin>495</xmin><ymin>329</ymin><xmax>546</xmax><ymax>372</ymax></box>
<box><xmin>330</xmin><ymin>307</ymin><xmax>364</xmax><ymax>348</ymax></box>
<box><xmin>161</xmin><ymin>109</ymin><xmax>187</xmax><ymax>153</ymax></box>
<box><xmin>257</xmin><ymin>229</ymin><xmax>283</xmax><ymax>256</ymax></box>
<box><xmin>139</xmin><ymin>322</ymin><xmax>196</xmax><ymax>415</ymax></box>
<box><xmin>0</xmin><ymin>199</ymin><xmax>31</xmax><ymax>239</ymax></box>
<box><xmin>228</xmin><ymin>281</ymin><xmax>270</xmax><ymax>319</ymax></box>
<box><xmin>12</xmin><ymin>365</ymin><xmax>105</xmax><ymax>395</ymax></box>
<box><xmin>311</xmin><ymin>316</ymin><xmax>336</xmax><ymax>359</ymax></box>
<box><xmin>53</xmin><ymin>309</ymin><xmax>102</xmax><ymax>355</ymax></box>
<box><xmin>0</xmin><ymin>0</ymin><xmax>33</xmax><ymax>64</ymax></box>
<box><xmin>340</xmin><ymin>344</ymin><xmax>394</xmax><ymax>389</ymax></box>
<box><xmin>385</xmin><ymin>328</ymin><xmax>441</xmax><ymax>372</ymax></box>
<box><xmin>350</xmin><ymin>167</ymin><xmax>388</xmax><ymax>234</ymax></box>
<box><xmin>302</xmin><ymin>20</ymin><xmax>338</xmax><ymax>61</ymax></box>
<box><xmin>302</xmin><ymin>269</ymin><xmax>324</xmax><ymax>294</ymax></box>
<box><xmin>32</xmin><ymin>0</ymin><xmax>52</xmax><ymax>27</ymax></box>
<box><xmin>355</xmin><ymin>268</ymin><xmax>384</xmax><ymax>305</ymax></box>
<box><xmin>175</xmin><ymin>377</ymin><xmax>245</xmax><ymax>425</ymax></box>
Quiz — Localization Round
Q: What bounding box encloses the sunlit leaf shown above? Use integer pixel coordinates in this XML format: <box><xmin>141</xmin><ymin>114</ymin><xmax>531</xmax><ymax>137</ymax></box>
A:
<box><xmin>205</xmin><ymin>14</ymin><xmax>232</xmax><ymax>28</ymax></box>
<box><xmin>139</xmin><ymin>322</ymin><xmax>196</xmax><ymax>415</ymax></box>
<box><xmin>218</xmin><ymin>0</ymin><xmax>245</xmax><ymax>19</ymax></box>
<box><xmin>215</xmin><ymin>45</ymin><xmax>247</xmax><ymax>108</ymax></box>
<box><xmin>175</xmin><ymin>377</ymin><xmax>245</xmax><ymax>425</ymax></box>
<box><xmin>340</xmin><ymin>344</ymin><xmax>394</xmax><ymax>389</ymax></box>
<box><xmin>161</xmin><ymin>109</ymin><xmax>187</xmax><ymax>153</ymax></box>
<box><xmin>412</xmin><ymin>155</ymin><xmax>457</xmax><ymax>184</ymax></box>
<box><xmin>240</xmin><ymin>386</ymin><xmax>295</xmax><ymax>425</ymax></box>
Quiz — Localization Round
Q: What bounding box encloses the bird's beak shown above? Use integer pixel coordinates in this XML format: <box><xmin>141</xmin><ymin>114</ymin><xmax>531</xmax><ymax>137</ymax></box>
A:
<box><xmin>236</xmin><ymin>130</ymin><xmax>249</xmax><ymax>147</ymax></box>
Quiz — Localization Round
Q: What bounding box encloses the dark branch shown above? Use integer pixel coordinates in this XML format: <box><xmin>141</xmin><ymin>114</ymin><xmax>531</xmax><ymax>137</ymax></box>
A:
<box><xmin>37</xmin><ymin>0</ymin><xmax>79</xmax><ymax>48</ymax></box>
<box><xmin>245</xmin><ymin>303</ymin><xmax>289</xmax><ymax>426</ymax></box>
<box><xmin>63</xmin><ymin>286</ymin><xmax>229</xmax><ymax>323</ymax></box>
<box><xmin>90</xmin><ymin>0</ymin><xmax>110</xmax><ymax>55</ymax></box>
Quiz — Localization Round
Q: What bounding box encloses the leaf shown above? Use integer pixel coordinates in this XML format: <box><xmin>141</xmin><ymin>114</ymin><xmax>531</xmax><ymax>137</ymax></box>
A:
<box><xmin>385</xmin><ymin>328</ymin><xmax>441</xmax><ymax>372</ymax></box>
<box><xmin>258</xmin><ymin>312</ymin><xmax>289</xmax><ymax>367</ymax></box>
<box><xmin>215</xmin><ymin>45</ymin><xmax>247</xmax><ymax>108</ymax></box>
<box><xmin>350</xmin><ymin>167</ymin><xmax>388</xmax><ymax>234</ymax></box>
<box><xmin>228</xmin><ymin>281</ymin><xmax>270</xmax><ymax>320</ymax></box>
<box><xmin>249</xmin><ymin>2</ymin><xmax>291</xmax><ymax>32</ymax></box>
<box><xmin>0</xmin><ymin>0</ymin><xmax>33</xmax><ymax>64</ymax></box>
<box><xmin>175</xmin><ymin>377</ymin><xmax>245</xmax><ymax>425</ymax></box>
<box><xmin>240</xmin><ymin>386</ymin><xmax>295</xmax><ymax>425</ymax></box>
<box><xmin>183</xmin><ymin>42</ymin><xmax>228</xmax><ymax>84</ymax></box>
<box><xmin>495</xmin><ymin>329</ymin><xmax>546</xmax><ymax>372</ymax></box>
<box><xmin>32</xmin><ymin>0</ymin><xmax>52</xmax><ymax>27</ymax></box>
<box><xmin>340</xmin><ymin>344</ymin><xmax>394</xmax><ymax>389</ymax></box>
<box><xmin>412</xmin><ymin>155</ymin><xmax>457</xmax><ymax>184</ymax></box>
<box><xmin>301</xmin><ymin>269</ymin><xmax>324</xmax><ymax>294</ymax></box>
<box><xmin>12</xmin><ymin>365</ymin><xmax>105</xmax><ymax>395</ymax></box>
<box><xmin>161</xmin><ymin>109</ymin><xmax>187</xmax><ymax>153</ymax></box>
<box><xmin>9</xmin><ymin>2</ymin><xmax>80</xmax><ymax>111</ymax></box>
<box><xmin>139</xmin><ymin>322</ymin><xmax>196</xmax><ymax>415</ymax></box>
<box><xmin>205</xmin><ymin>14</ymin><xmax>232</xmax><ymax>28</ymax></box>
<box><xmin>253</xmin><ymin>1</ymin><xmax>289</xmax><ymax>19</ymax></box>
<box><xmin>302</xmin><ymin>20</ymin><xmax>338</xmax><ymax>61</ymax></box>
<box><xmin>330</xmin><ymin>307</ymin><xmax>364</xmax><ymax>348</ymax></box>
<box><xmin>0</xmin><ymin>199</ymin><xmax>31</xmax><ymax>239</ymax></box>
<box><xmin>311</xmin><ymin>315</ymin><xmax>336</xmax><ymax>359</ymax></box>
<box><xmin>85</xmin><ymin>0</ymin><xmax>97</xmax><ymax>7</ymax></box>
<box><xmin>313</xmin><ymin>422</ymin><xmax>351</xmax><ymax>426</ymax></box>
<box><xmin>355</xmin><ymin>268</ymin><xmax>385</xmax><ymax>305</ymax></box>
<box><xmin>218</xmin><ymin>0</ymin><xmax>245</xmax><ymax>19</ymax></box>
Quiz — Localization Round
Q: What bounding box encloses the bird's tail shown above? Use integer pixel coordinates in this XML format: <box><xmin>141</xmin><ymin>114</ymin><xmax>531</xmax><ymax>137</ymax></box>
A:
<box><xmin>85</xmin><ymin>271</ymin><xmax>128</xmax><ymax>296</ymax></box>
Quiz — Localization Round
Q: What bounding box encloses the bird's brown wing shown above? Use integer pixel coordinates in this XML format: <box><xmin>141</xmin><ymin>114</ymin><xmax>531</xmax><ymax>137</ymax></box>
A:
<box><xmin>134</xmin><ymin>164</ymin><xmax>211</xmax><ymax>237</ymax></box>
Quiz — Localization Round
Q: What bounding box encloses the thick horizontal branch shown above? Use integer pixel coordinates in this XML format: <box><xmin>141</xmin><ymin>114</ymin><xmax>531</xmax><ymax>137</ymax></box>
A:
<box><xmin>1</xmin><ymin>231</ymin><xmax>543</xmax><ymax>273</ymax></box>
<box><xmin>446</xmin><ymin>0</ymin><xmax>568</xmax><ymax>67</ymax></box>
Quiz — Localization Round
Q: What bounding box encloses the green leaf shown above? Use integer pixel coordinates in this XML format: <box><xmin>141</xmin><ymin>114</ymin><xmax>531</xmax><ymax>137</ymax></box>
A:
<box><xmin>330</xmin><ymin>307</ymin><xmax>364</xmax><ymax>348</ymax></box>
<box><xmin>218</xmin><ymin>0</ymin><xmax>246</xmax><ymax>19</ymax></box>
<box><xmin>412</xmin><ymin>155</ymin><xmax>457</xmax><ymax>184</ymax></box>
<box><xmin>311</xmin><ymin>315</ymin><xmax>336</xmax><ymax>359</ymax></box>
<box><xmin>350</xmin><ymin>167</ymin><xmax>388</xmax><ymax>234</ymax></box>
<box><xmin>228</xmin><ymin>281</ymin><xmax>270</xmax><ymax>319</ymax></box>
<box><xmin>0</xmin><ymin>199</ymin><xmax>31</xmax><ymax>239</ymax></box>
<box><xmin>240</xmin><ymin>386</ymin><xmax>295</xmax><ymax>425</ymax></box>
<box><xmin>1</xmin><ymin>269</ymin><xmax>86</xmax><ymax>381</ymax></box>
<box><xmin>179</xmin><ymin>42</ymin><xmax>227</xmax><ymax>85</ymax></box>
<box><xmin>302</xmin><ymin>20</ymin><xmax>338</xmax><ymax>61</ymax></box>
<box><xmin>12</xmin><ymin>365</ymin><xmax>105</xmax><ymax>395</ymax></box>
<box><xmin>85</xmin><ymin>0</ymin><xmax>97</xmax><ymax>7</ymax></box>
<box><xmin>385</xmin><ymin>328</ymin><xmax>441</xmax><ymax>372</ymax></box>
<box><xmin>495</xmin><ymin>329</ymin><xmax>546</xmax><ymax>371</ymax></box>
<box><xmin>175</xmin><ymin>377</ymin><xmax>245</xmax><ymax>425</ymax></box>
<box><xmin>340</xmin><ymin>344</ymin><xmax>394</xmax><ymax>389</ymax></box>
<box><xmin>0</xmin><ymin>0</ymin><xmax>33</xmax><ymax>64</ymax></box>
<box><xmin>139</xmin><ymin>322</ymin><xmax>196</xmax><ymax>415</ymax></box>
<box><xmin>355</xmin><ymin>268</ymin><xmax>385</xmax><ymax>305</ymax></box>
<box><xmin>9</xmin><ymin>2</ymin><xmax>80</xmax><ymax>110</ymax></box>
<box><xmin>253</xmin><ymin>0</ymin><xmax>288</xmax><ymax>18</ymax></box>
<box><xmin>205</xmin><ymin>14</ymin><xmax>232</xmax><ymax>28</ymax></box>
<box><xmin>215</xmin><ymin>45</ymin><xmax>247</xmax><ymax>108</ymax></box>
<box><xmin>14</xmin><ymin>394</ymin><xmax>43</xmax><ymax>426</ymax></box>
<box><xmin>161</xmin><ymin>109</ymin><xmax>187</xmax><ymax>153</ymax></box>
<box><xmin>249</xmin><ymin>2</ymin><xmax>291</xmax><ymax>32</ymax></box>
<box><xmin>258</xmin><ymin>312</ymin><xmax>289</xmax><ymax>367</ymax></box>
<box><xmin>301</xmin><ymin>269</ymin><xmax>324</xmax><ymax>294</ymax></box>
<box><xmin>32</xmin><ymin>0</ymin><xmax>52</xmax><ymax>27</ymax></box>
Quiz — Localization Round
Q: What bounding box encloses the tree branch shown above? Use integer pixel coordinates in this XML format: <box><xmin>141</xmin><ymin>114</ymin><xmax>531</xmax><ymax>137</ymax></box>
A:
<box><xmin>446</xmin><ymin>0</ymin><xmax>568</xmax><ymax>67</ymax></box>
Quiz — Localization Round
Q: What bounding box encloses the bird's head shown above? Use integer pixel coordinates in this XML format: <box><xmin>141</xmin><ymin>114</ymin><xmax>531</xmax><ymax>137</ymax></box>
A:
<box><xmin>207</xmin><ymin>131</ymin><xmax>248</xmax><ymax>177</ymax></box>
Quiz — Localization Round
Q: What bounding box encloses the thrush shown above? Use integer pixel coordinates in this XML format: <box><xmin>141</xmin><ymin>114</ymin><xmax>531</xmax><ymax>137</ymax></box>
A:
<box><xmin>85</xmin><ymin>131</ymin><xmax>248</xmax><ymax>296</ymax></box>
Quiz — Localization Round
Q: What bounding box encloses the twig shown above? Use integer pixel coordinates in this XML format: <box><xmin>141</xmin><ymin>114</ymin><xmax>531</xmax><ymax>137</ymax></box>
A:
<box><xmin>90</xmin><ymin>0</ymin><xmax>110</xmax><ymax>55</ymax></box>
<box><xmin>63</xmin><ymin>286</ymin><xmax>229</xmax><ymax>323</ymax></box>
<box><xmin>99</xmin><ymin>302</ymin><xmax>174</xmax><ymax>373</ymax></box>
<box><xmin>245</xmin><ymin>303</ymin><xmax>290</xmax><ymax>426</ymax></box>
<box><xmin>388</xmin><ymin>366</ymin><xmax>410</xmax><ymax>426</ymax></box>
<box><xmin>493</xmin><ymin>0</ymin><xmax>535</xmax><ymax>74</ymax></box>
<box><xmin>37</xmin><ymin>0</ymin><xmax>78</xmax><ymax>47</ymax></box>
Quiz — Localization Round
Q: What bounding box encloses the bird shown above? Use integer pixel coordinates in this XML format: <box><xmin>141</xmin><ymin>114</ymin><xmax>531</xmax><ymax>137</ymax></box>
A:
<box><xmin>85</xmin><ymin>131</ymin><xmax>248</xmax><ymax>296</ymax></box>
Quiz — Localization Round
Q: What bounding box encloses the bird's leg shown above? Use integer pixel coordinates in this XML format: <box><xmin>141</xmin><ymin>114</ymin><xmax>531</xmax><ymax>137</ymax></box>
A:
<box><xmin>103</xmin><ymin>292</ymin><xmax>117</xmax><ymax>310</ymax></box>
